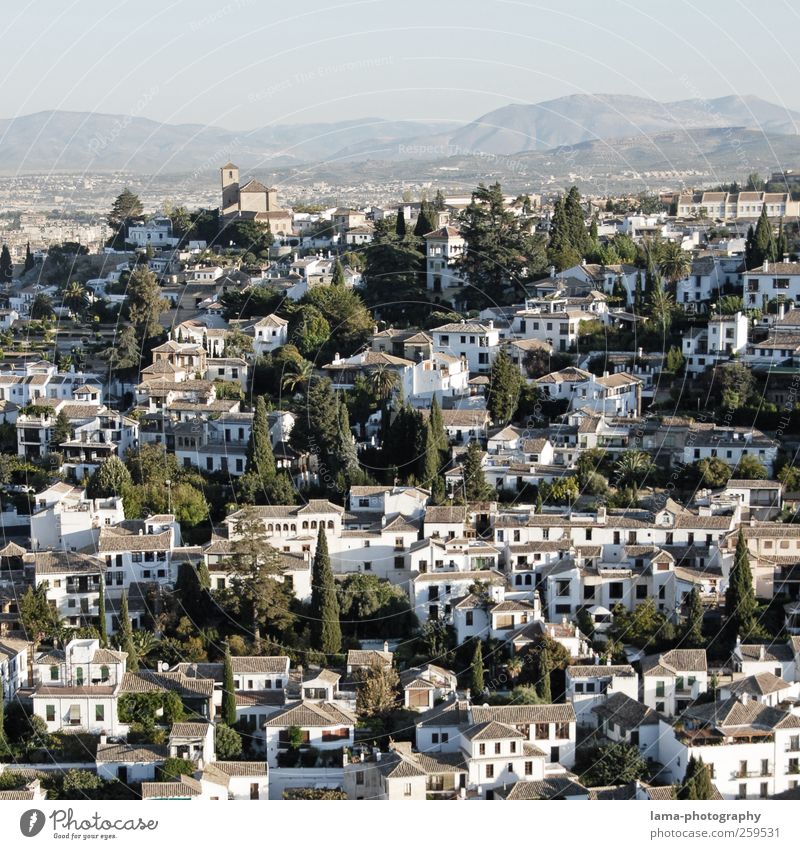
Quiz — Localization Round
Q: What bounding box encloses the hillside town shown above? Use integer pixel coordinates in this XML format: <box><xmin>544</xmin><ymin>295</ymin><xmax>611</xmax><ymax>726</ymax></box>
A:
<box><xmin>1</xmin><ymin>162</ymin><xmax>800</xmax><ymax>804</ymax></box>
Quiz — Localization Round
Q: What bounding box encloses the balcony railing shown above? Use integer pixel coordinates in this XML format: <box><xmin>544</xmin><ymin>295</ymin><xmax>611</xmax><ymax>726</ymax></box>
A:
<box><xmin>733</xmin><ymin>769</ymin><xmax>772</xmax><ymax>779</ymax></box>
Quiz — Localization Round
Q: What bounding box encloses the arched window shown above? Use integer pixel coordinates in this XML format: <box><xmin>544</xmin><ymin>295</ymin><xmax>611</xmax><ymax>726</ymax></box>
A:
<box><xmin>302</xmin><ymin>521</ymin><xmax>309</xmax><ymax>530</ymax></box>
<box><xmin>310</xmin><ymin>521</ymin><xmax>317</xmax><ymax>530</ymax></box>
<box><xmin>515</xmin><ymin>575</ymin><xmax>522</xmax><ymax>586</ymax></box>
<box><xmin>267</xmin><ymin>524</ymin><xmax>274</xmax><ymax>532</ymax></box>
<box><xmin>525</xmin><ymin>575</ymin><xmax>532</xmax><ymax>586</ymax></box>
<box><xmin>290</xmin><ymin>524</ymin><xmax>296</xmax><ymax>533</ymax></box>
<box><xmin>283</xmin><ymin>524</ymin><xmax>289</xmax><ymax>532</ymax></box>
<box><xmin>327</xmin><ymin>520</ymin><xmax>334</xmax><ymax>529</ymax></box>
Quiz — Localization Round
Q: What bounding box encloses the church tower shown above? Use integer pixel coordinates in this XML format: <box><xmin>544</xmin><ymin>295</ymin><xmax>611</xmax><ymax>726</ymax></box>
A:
<box><xmin>221</xmin><ymin>162</ymin><xmax>240</xmax><ymax>217</ymax></box>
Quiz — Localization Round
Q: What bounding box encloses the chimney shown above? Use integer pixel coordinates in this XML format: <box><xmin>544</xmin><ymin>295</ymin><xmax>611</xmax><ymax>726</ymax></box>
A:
<box><xmin>549</xmin><ymin>265</ymin><xmax>556</xmax><ymax>278</ymax></box>
<box><xmin>383</xmin><ymin>640</ymin><xmax>389</xmax><ymax>653</ymax></box>
<box><xmin>759</xmin><ymin>645</ymin><xmax>765</xmax><ymax>661</ymax></box>
<box><xmin>99</xmin><ymin>733</ymin><xmax>107</xmax><ymax>745</ymax></box>
<box><xmin>764</xmin><ymin>259</ymin><xmax>769</xmax><ymax>272</ymax></box>
<box><xmin>779</xmin><ymin>301</ymin><xmax>786</xmax><ymax>320</ymax></box>
<box><xmin>606</xmin><ymin>656</ymin><xmax>612</xmax><ymax>666</ymax></box>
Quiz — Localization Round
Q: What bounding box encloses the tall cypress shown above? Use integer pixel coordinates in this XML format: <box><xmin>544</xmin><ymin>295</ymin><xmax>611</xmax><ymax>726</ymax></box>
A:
<box><xmin>24</xmin><ymin>242</ymin><xmax>34</xmax><ymax>273</ymax></box>
<box><xmin>726</xmin><ymin>529</ymin><xmax>757</xmax><ymax>639</ymax></box>
<box><xmin>98</xmin><ymin>578</ymin><xmax>108</xmax><ymax>648</ymax></box>
<box><xmin>395</xmin><ymin>207</ymin><xmax>406</xmax><ymax>238</ymax></box>
<box><xmin>421</xmin><ymin>423</ymin><xmax>441</xmax><ymax>493</ymax></box>
<box><xmin>683</xmin><ymin>586</ymin><xmax>704</xmax><ymax>647</ymax></box>
<box><xmin>471</xmin><ymin>639</ymin><xmax>485</xmax><ymax>696</ymax></box>
<box><xmin>0</xmin><ymin>245</ymin><xmax>12</xmax><ymax>283</ymax></box>
<box><xmin>221</xmin><ymin>642</ymin><xmax>237</xmax><ymax>726</ymax></box>
<box><xmin>537</xmin><ymin>643</ymin><xmax>553</xmax><ymax>702</ymax></box>
<box><xmin>331</xmin><ymin>258</ymin><xmax>346</xmax><ymax>287</ymax></box>
<box><xmin>119</xmin><ymin>593</ymin><xmax>139</xmax><ymax>672</ymax></box>
<box><xmin>310</xmin><ymin>526</ymin><xmax>341</xmax><ymax>655</ymax></box>
<box><xmin>678</xmin><ymin>755</ymin><xmax>715</xmax><ymax>800</ymax></box>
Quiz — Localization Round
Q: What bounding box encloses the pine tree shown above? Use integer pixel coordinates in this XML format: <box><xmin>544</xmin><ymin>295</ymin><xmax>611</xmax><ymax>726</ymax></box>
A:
<box><xmin>683</xmin><ymin>586</ymin><xmax>704</xmax><ymax>647</ymax></box>
<box><xmin>24</xmin><ymin>242</ymin><xmax>34</xmax><ymax>273</ymax></box>
<box><xmin>98</xmin><ymin>578</ymin><xmax>108</xmax><ymax>648</ymax></box>
<box><xmin>119</xmin><ymin>593</ymin><xmax>138</xmax><ymax>672</ymax></box>
<box><xmin>331</xmin><ymin>258</ymin><xmax>346</xmax><ymax>287</ymax></box>
<box><xmin>471</xmin><ymin>639</ymin><xmax>485</xmax><ymax>695</ymax></box>
<box><xmin>0</xmin><ymin>245</ymin><xmax>12</xmax><ymax>283</ymax></box>
<box><xmin>395</xmin><ymin>207</ymin><xmax>406</xmax><ymax>238</ymax></box>
<box><xmin>726</xmin><ymin>529</ymin><xmax>758</xmax><ymax>639</ymax></box>
<box><xmin>222</xmin><ymin>642</ymin><xmax>237</xmax><ymax>726</ymax></box>
<box><xmin>126</xmin><ymin>265</ymin><xmax>167</xmax><ymax>344</ymax></box>
<box><xmin>487</xmin><ymin>348</ymin><xmax>522</xmax><ymax>426</ymax></box>
<box><xmin>310</xmin><ymin>526</ymin><xmax>341</xmax><ymax>655</ymax></box>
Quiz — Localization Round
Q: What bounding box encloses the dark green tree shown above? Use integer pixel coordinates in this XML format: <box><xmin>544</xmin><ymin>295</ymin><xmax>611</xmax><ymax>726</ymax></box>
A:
<box><xmin>242</xmin><ymin>395</ymin><xmax>293</xmax><ymax>504</ymax></box>
<box><xmin>86</xmin><ymin>456</ymin><xmax>132</xmax><ymax>499</ymax></box>
<box><xmin>108</xmin><ymin>188</ymin><xmax>144</xmax><ymax>234</ymax></box>
<box><xmin>580</xmin><ymin>742</ymin><xmax>648</xmax><ymax>787</ymax></box>
<box><xmin>487</xmin><ymin>348</ymin><xmax>522</xmax><ymax>426</ymax></box>
<box><xmin>413</xmin><ymin>200</ymin><xmax>436</xmax><ymax>238</ymax></box>
<box><xmin>126</xmin><ymin>265</ymin><xmax>168</xmax><ymax>345</ymax></box>
<box><xmin>678</xmin><ymin>755</ymin><xmax>715</xmax><ymax>800</ymax></box>
<box><xmin>0</xmin><ymin>245</ymin><xmax>13</xmax><ymax>283</ymax></box>
<box><xmin>310</xmin><ymin>526</ymin><xmax>342</xmax><ymax>655</ymax></box>
<box><xmin>395</xmin><ymin>207</ymin><xmax>406</xmax><ymax>238</ymax></box>
<box><xmin>461</xmin><ymin>441</ymin><xmax>491</xmax><ymax>502</ymax></box>
<box><xmin>98</xmin><ymin>578</ymin><xmax>108</xmax><ymax>648</ymax></box>
<box><xmin>331</xmin><ymin>258</ymin><xmax>346</xmax><ymax>287</ymax></box>
<box><xmin>51</xmin><ymin>410</ymin><xmax>71</xmax><ymax>449</ymax></box>
<box><xmin>471</xmin><ymin>639</ymin><xmax>485</xmax><ymax>696</ymax></box>
<box><xmin>683</xmin><ymin>587</ymin><xmax>704</xmax><ymax>647</ymax></box>
<box><xmin>221</xmin><ymin>642</ymin><xmax>237</xmax><ymax>726</ymax></box>
<box><xmin>24</xmin><ymin>242</ymin><xmax>34</xmax><ymax>273</ymax></box>
<box><xmin>726</xmin><ymin>529</ymin><xmax>758</xmax><ymax>639</ymax></box>
<box><xmin>119</xmin><ymin>593</ymin><xmax>139</xmax><ymax>672</ymax></box>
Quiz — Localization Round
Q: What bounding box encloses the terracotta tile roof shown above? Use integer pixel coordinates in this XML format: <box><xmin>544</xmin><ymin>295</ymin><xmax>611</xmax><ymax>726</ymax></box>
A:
<box><xmin>96</xmin><ymin>743</ymin><xmax>167</xmax><ymax>763</ymax></box>
<box><xmin>470</xmin><ymin>704</ymin><xmax>576</xmax><ymax>724</ymax></box>
<box><xmin>263</xmin><ymin>701</ymin><xmax>355</xmax><ymax>728</ymax></box>
<box><xmin>169</xmin><ymin>722</ymin><xmax>211</xmax><ymax>739</ymax></box>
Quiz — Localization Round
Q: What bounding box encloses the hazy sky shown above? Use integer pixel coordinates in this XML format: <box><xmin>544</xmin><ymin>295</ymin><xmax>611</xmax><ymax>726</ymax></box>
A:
<box><xmin>3</xmin><ymin>0</ymin><xmax>800</xmax><ymax>127</ymax></box>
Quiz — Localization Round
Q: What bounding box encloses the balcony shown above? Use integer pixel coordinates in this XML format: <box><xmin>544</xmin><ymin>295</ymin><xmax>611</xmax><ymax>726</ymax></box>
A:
<box><xmin>733</xmin><ymin>769</ymin><xmax>772</xmax><ymax>779</ymax></box>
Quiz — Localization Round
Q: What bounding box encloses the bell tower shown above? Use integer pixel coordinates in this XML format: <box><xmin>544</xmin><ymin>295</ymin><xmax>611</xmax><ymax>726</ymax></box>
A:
<box><xmin>221</xmin><ymin>162</ymin><xmax>240</xmax><ymax>217</ymax></box>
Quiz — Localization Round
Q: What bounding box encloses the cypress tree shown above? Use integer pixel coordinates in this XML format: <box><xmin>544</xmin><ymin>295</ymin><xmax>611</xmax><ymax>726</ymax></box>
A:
<box><xmin>243</xmin><ymin>395</ymin><xmax>294</xmax><ymax>503</ymax></box>
<box><xmin>421</xmin><ymin>422</ymin><xmax>441</xmax><ymax>492</ymax></box>
<box><xmin>119</xmin><ymin>593</ymin><xmax>139</xmax><ymax>672</ymax></box>
<box><xmin>470</xmin><ymin>639</ymin><xmax>485</xmax><ymax>696</ymax></box>
<box><xmin>98</xmin><ymin>578</ymin><xmax>108</xmax><ymax>648</ymax></box>
<box><xmin>333</xmin><ymin>400</ymin><xmax>359</xmax><ymax>480</ymax></box>
<box><xmin>331</xmin><ymin>258</ymin><xmax>346</xmax><ymax>287</ymax></box>
<box><xmin>678</xmin><ymin>755</ymin><xmax>715</xmax><ymax>800</ymax></box>
<box><xmin>222</xmin><ymin>642</ymin><xmax>237</xmax><ymax>726</ymax></box>
<box><xmin>428</xmin><ymin>396</ymin><xmax>448</xmax><ymax>462</ymax></box>
<box><xmin>564</xmin><ymin>186</ymin><xmax>590</xmax><ymax>257</ymax></box>
<box><xmin>726</xmin><ymin>529</ymin><xmax>757</xmax><ymax>639</ymax></box>
<box><xmin>414</xmin><ymin>200</ymin><xmax>435</xmax><ymax>238</ymax></box>
<box><xmin>634</xmin><ymin>270</ymin><xmax>644</xmax><ymax>315</ymax></box>
<box><xmin>433</xmin><ymin>189</ymin><xmax>446</xmax><ymax>211</ymax></box>
<box><xmin>487</xmin><ymin>348</ymin><xmax>522</xmax><ymax>426</ymax></box>
<box><xmin>395</xmin><ymin>207</ymin><xmax>406</xmax><ymax>238</ymax></box>
<box><xmin>776</xmin><ymin>217</ymin><xmax>789</xmax><ymax>261</ymax></box>
<box><xmin>461</xmin><ymin>441</ymin><xmax>491</xmax><ymax>502</ymax></box>
<box><xmin>0</xmin><ymin>245</ymin><xmax>12</xmax><ymax>283</ymax></box>
<box><xmin>310</xmin><ymin>526</ymin><xmax>341</xmax><ymax>655</ymax></box>
<box><xmin>24</xmin><ymin>242</ymin><xmax>34</xmax><ymax>273</ymax></box>
<box><xmin>753</xmin><ymin>206</ymin><xmax>775</xmax><ymax>267</ymax></box>
<box><xmin>684</xmin><ymin>586</ymin><xmax>704</xmax><ymax>647</ymax></box>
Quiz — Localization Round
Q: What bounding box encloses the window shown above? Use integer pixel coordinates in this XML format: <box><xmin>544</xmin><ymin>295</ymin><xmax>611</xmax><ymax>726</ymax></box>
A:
<box><xmin>404</xmin><ymin>783</ymin><xmax>412</xmax><ymax>797</ymax></box>
<box><xmin>534</xmin><ymin>723</ymin><xmax>549</xmax><ymax>739</ymax></box>
<box><xmin>584</xmin><ymin>585</ymin><xmax>595</xmax><ymax>599</ymax></box>
<box><xmin>100</xmin><ymin>665</ymin><xmax>109</xmax><ymax>682</ymax></box>
<box><xmin>479</xmin><ymin>743</ymin><xmax>486</xmax><ymax>755</ymax></box>
<box><xmin>431</xmin><ymin>733</ymin><xmax>439</xmax><ymax>744</ymax></box>
<box><xmin>556</xmin><ymin>723</ymin><xmax>570</xmax><ymax>739</ymax></box>
<box><xmin>46</xmin><ymin>705</ymin><xmax>55</xmax><ymax>722</ymax></box>
<box><xmin>356</xmin><ymin>771</ymin><xmax>364</xmax><ymax>785</ymax></box>
<box><xmin>442</xmin><ymin>732</ymin><xmax>450</xmax><ymax>744</ymax></box>
<box><xmin>49</xmin><ymin>665</ymin><xmax>59</xmax><ymax>681</ymax></box>
<box><xmin>655</xmin><ymin>681</ymin><xmax>665</xmax><ymax>697</ymax></box>
<box><xmin>466</xmin><ymin>611</ymin><xmax>473</xmax><ymax>626</ymax></box>
<box><xmin>524</xmin><ymin>761</ymin><xmax>533</xmax><ymax>775</ymax></box>
<box><xmin>95</xmin><ymin>705</ymin><xmax>105</xmax><ymax>722</ymax></box>
<box><xmin>485</xmin><ymin>764</ymin><xmax>494</xmax><ymax>779</ymax></box>
<box><xmin>494</xmin><ymin>742</ymin><xmax>501</xmax><ymax>754</ymax></box>
<box><xmin>636</xmin><ymin>585</ymin><xmax>647</xmax><ymax>599</ymax></box>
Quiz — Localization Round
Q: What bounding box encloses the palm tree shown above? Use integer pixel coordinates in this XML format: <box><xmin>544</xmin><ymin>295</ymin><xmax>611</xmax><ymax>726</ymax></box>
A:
<box><xmin>281</xmin><ymin>360</ymin><xmax>314</xmax><ymax>393</ymax></box>
<box><xmin>658</xmin><ymin>242</ymin><xmax>691</xmax><ymax>294</ymax></box>
<box><xmin>505</xmin><ymin>656</ymin><xmax>523</xmax><ymax>685</ymax></box>
<box><xmin>63</xmin><ymin>281</ymin><xmax>86</xmax><ymax>313</ymax></box>
<box><xmin>648</xmin><ymin>283</ymin><xmax>675</xmax><ymax>333</ymax></box>
<box><xmin>366</xmin><ymin>364</ymin><xmax>399</xmax><ymax>402</ymax></box>
<box><xmin>614</xmin><ymin>450</ymin><xmax>652</xmax><ymax>489</ymax></box>
<box><xmin>131</xmin><ymin>631</ymin><xmax>159</xmax><ymax>660</ymax></box>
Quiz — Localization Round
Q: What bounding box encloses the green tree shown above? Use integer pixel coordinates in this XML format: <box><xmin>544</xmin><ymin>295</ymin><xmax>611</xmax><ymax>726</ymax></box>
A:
<box><xmin>461</xmin><ymin>441</ymin><xmax>491</xmax><ymax>502</ymax></box>
<box><xmin>658</xmin><ymin>241</ymin><xmax>691</xmax><ymax>293</ymax></box>
<box><xmin>215</xmin><ymin>723</ymin><xmax>243</xmax><ymax>760</ymax></box>
<box><xmin>413</xmin><ymin>200</ymin><xmax>436</xmax><ymax>238</ymax></box>
<box><xmin>51</xmin><ymin>410</ymin><xmax>71</xmax><ymax>449</ymax></box>
<box><xmin>665</xmin><ymin>346</ymin><xmax>685</xmax><ymax>374</ymax></box>
<box><xmin>0</xmin><ymin>245</ymin><xmax>13</xmax><ymax>282</ymax></box>
<box><xmin>19</xmin><ymin>585</ymin><xmax>60</xmax><ymax>649</ymax></box>
<box><xmin>726</xmin><ymin>530</ymin><xmax>757</xmax><ymax>639</ymax></box>
<box><xmin>548</xmin><ymin>196</ymin><xmax>581</xmax><ymax>270</ymax></box>
<box><xmin>487</xmin><ymin>348</ymin><xmax>522</xmax><ymax>426</ymax></box>
<box><xmin>98</xmin><ymin>577</ymin><xmax>108</xmax><ymax>648</ymax></box>
<box><xmin>355</xmin><ymin>661</ymin><xmax>400</xmax><ymax>718</ymax></box>
<box><xmin>683</xmin><ymin>587</ymin><xmax>704</xmax><ymax>647</ymax></box>
<box><xmin>395</xmin><ymin>207</ymin><xmax>406</xmax><ymax>238</ymax></box>
<box><xmin>580</xmin><ymin>742</ymin><xmax>648</xmax><ymax>787</ymax></box>
<box><xmin>331</xmin><ymin>258</ymin><xmax>346</xmax><ymax>287</ymax></box>
<box><xmin>221</xmin><ymin>642</ymin><xmax>238</xmax><ymax>727</ymax></box>
<box><xmin>291</xmin><ymin>305</ymin><xmax>330</xmax><ymax>359</ymax></box>
<box><xmin>310</xmin><ymin>526</ymin><xmax>342</xmax><ymax>655</ymax></box>
<box><xmin>24</xmin><ymin>242</ymin><xmax>34</xmax><ymax>273</ymax></box>
<box><xmin>470</xmin><ymin>639</ymin><xmax>485</xmax><ymax>696</ymax></box>
<box><xmin>734</xmin><ymin>455</ymin><xmax>767</xmax><ymax>480</ymax></box>
<box><xmin>108</xmin><ymin>188</ymin><xmax>144</xmax><ymax>236</ymax></box>
<box><xmin>119</xmin><ymin>593</ymin><xmax>139</xmax><ymax>672</ymax></box>
<box><xmin>126</xmin><ymin>265</ymin><xmax>168</xmax><ymax>345</ymax></box>
<box><xmin>225</xmin><ymin>508</ymin><xmax>295</xmax><ymax>650</ymax></box>
<box><xmin>290</xmin><ymin>376</ymin><xmax>340</xmax><ymax>465</ymax></box>
<box><xmin>101</xmin><ymin>324</ymin><xmax>141</xmax><ymax>374</ymax></box>
<box><xmin>678</xmin><ymin>755</ymin><xmax>715</xmax><ymax>800</ymax></box>
<box><xmin>614</xmin><ymin>450</ymin><xmax>652</xmax><ymax>489</ymax></box>
<box><xmin>86</xmin><ymin>456</ymin><xmax>133</xmax><ymax>499</ymax></box>
<box><xmin>242</xmin><ymin>395</ymin><xmax>293</xmax><ymax>504</ymax></box>
<box><xmin>457</xmin><ymin>182</ymin><xmax>547</xmax><ymax>302</ymax></box>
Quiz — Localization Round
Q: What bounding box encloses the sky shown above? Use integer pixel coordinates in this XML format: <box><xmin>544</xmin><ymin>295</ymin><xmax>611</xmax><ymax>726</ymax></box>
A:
<box><xmin>2</xmin><ymin>0</ymin><xmax>800</xmax><ymax>128</ymax></box>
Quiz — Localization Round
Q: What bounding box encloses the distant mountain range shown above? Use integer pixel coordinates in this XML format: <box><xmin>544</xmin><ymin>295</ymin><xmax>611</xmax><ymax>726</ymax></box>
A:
<box><xmin>0</xmin><ymin>93</ymin><xmax>799</xmax><ymax>175</ymax></box>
